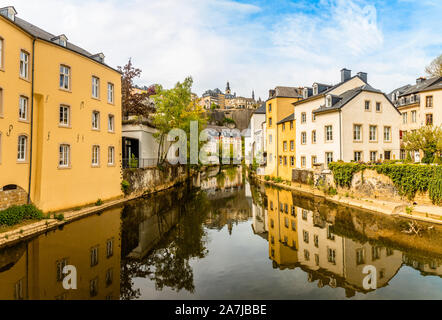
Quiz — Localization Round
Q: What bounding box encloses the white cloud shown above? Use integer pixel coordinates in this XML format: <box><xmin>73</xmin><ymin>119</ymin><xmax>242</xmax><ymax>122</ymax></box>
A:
<box><xmin>3</xmin><ymin>0</ymin><xmax>441</xmax><ymax>99</ymax></box>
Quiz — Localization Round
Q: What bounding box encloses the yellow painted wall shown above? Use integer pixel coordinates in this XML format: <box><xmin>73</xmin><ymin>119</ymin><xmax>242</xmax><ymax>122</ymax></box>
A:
<box><xmin>265</xmin><ymin>97</ymin><xmax>300</xmax><ymax>177</ymax></box>
<box><xmin>0</xmin><ymin>15</ymin><xmax>123</xmax><ymax>212</ymax></box>
<box><xmin>277</xmin><ymin>120</ymin><xmax>296</xmax><ymax>180</ymax></box>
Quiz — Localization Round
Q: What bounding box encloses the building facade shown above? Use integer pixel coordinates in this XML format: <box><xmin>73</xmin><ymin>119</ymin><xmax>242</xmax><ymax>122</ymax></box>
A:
<box><xmin>244</xmin><ymin>103</ymin><xmax>266</xmax><ymax>165</ymax></box>
<box><xmin>276</xmin><ymin>114</ymin><xmax>296</xmax><ymax>181</ymax></box>
<box><xmin>294</xmin><ymin>69</ymin><xmax>401</xmax><ymax>169</ymax></box>
<box><xmin>0</xmin><ymin>7</ymin><xmax>122</xmax><ymax>212</ymax></box>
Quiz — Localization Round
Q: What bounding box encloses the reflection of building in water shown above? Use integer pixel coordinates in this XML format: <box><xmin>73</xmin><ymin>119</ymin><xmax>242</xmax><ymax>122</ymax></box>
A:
<box><xmin>402</xmin><ymin>255</ymin><xmax>442</xmax><ymax>278</ymax></box>
<box><xmin>200</xmin><ymin>168</ymin><xmax>244</xmax><ymax>198</ymax></box>
<box><xmin>261</xmin><ymin>187</ymin><xmax>404</xmax><ymax>296</ymax></box>
<box><xmin>266</xmin><ymin>187</ymin><xmax>298</xmax><ymax>269</ymax></box>
<box><xmin>0</xmin><ymin>208</ymin><xmax>122</xmax><ymax>300</ymax></box>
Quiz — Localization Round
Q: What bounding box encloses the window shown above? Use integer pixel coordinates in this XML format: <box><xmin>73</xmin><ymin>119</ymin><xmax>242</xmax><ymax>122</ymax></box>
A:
<box><xmin>356</xmin><ymin>248</ymin><xmax>365</xmax><ymax>265</ymax></box>
<box><xmin>370</xmin><ymin>151</ymin><xmax>377</xmax><ymax>162</ymax></box>
<box><xmin>0</xmin><ymin>38</ymin><xmax>3</xmax><ymax>69</ymax></box>
<box><xmin>283</xmin><ymin>141</ymin><xmax>287</xmax><ymax>151</ymax></box>
<box><xmin>92</xmin><ymin>145</ymin><xmax>100</xmax><ymax>166</ymax></box>
<box><xmin>19</xmin><ymin>51</ymin><xmax>29</xmax><ymax>79</ymax></box>
<box><xmin>107</xmin><ymin>83</ymin><xmax>114</xmax><ymax>104</ymax></box>
<box><xmin>17</xmin><ymin>135</ymin><xmax>27</xmax><ymax>161</ymax></box>
<box><xmin>0</xmin><ymin>87</ymin><xmax>3</xmax><ymax>116</ymax></box>
<box><xmin>376</xmin><ymin>102</ymin><xmax>381</xmax><ymax>112</ymax></box>
<box><xmin>314</xmin><ymin>235</ymin><xmax>319</xmax><ymax>247</ymax></box>
<box><xmin>291</xmin><ymin>220</ymin><xmax>296</xmax><ymax>231</ymax></box>
<box><xmin>384</xmin><ymin>151</ymin><xmax>391</xmax><ymax>160</ymax></box>
<box><xmin>411</xmin><ymin>110</ymin><xmax>417</xmax><ymax>123</ymax></box>
<box><xmin>59</xmin><ymin>65</ymin><xmax>70</xmax><ymax>90</ymax></box>
<box><xmin>327</xmin><ymin>225</ymin><xmax>335</xmax><ymax>240</ymax></box>
<box><xmin>90</xmin><ymin>278</ymin><xmax>98</xmax><ymax>297</ymax></box>
<box><xmin>106</xmin><ymin>239</ymin><xmax>114</xmax><ymax>258</ymax></box>
<box><xmin>304</xmin><ymin>250</ymin><xmax>310</xmax><ymax>261</ymax></box>
<box><xmin>303</xmin><ymin>230</ymin><xmax>309</xmax><ymax>243</ymax></box>
<box><xmin>313</xmin><ymin>84</ymin><xmax>318</xmax><ymax>95</ymax></box>
<box><xmin>327</xmin><ymin>248</ymin><xmax>336</xmax><ymax>264</ymax></box>
<box><xmin>284</xmin><ymin>217</ymin><xmax>289</xmax><ymax>228</ymax></box>
<box><xmin>353</xmin><ymin>124</ymin><xmax>361</xmax><ymax>141</ymax></box>
<box><xmin>14</xmin><ymin>279</ymin><xmax>24</xmax><ymax>300</ymax></box>
<box><xmin>290</xmin><ymin>156</ymin><xmax>295</xmax><ymax>166</ymax></box>
<box><xmin>108</xmin><ymin>115</ymin><xmax>114</xmax><ymax>132</ymax></box>
<box><xmin>59</xmin><ymin>144</ymin><xmax>70</xmax><ymax>168</ymax></box>
<box><xmin>269</xmin><ymin>135</ymin><xmax>272</xmax><ymax>144</ymax></box>
<box><xmin>290</xmin><ymin>121</ymin><xmax>293</xmax><ymax>129</ymax></box>
<box><xmin>90</xmin><ymin>246</ymin><xmax>99</xmax><ymax>266</ymax></box>
<box><xmin>326</xmin><ymin>95</ymin><xmax>332</xmax><ymax>108</ymax></box>
<box><xmin>291</xmin><ymin>205</ymin><xmax>296</xmax><ymax>216</ymax></box>
<box><xmin>92</xmin><ymin>76</ymin><xmax>100</xmax><ymax>98</ymax></box>
<box><xmin>290</xmin><ymin>140</ymin><xmax>294</xmax><ymax>151</ymax></box>
<box><xmin>354</xmin><ymin>151</ymin><xmax>362</xmax><ymax>162</ymax></box>
<box><xmin>312</xmin><ymin>156</ymin><xmax>317</xmax><ymax>165</ymax></box>
<box><xmin>325</xmin><ymin>125</ymin><xmax>333</xmax><ymax>141</ymax></box>
<box><xmin>312</xmin><ymin>113</ymin><xmax>316</xmax><ymax>121</ymax></box>
<box><xmin>302</xmin><ymin>210</ymin><xmax>308</xmax><ymax>220</ymax></box>
<box><xmin>315</xmin><ymin>254</ymin><xmax>319</xmax><ymax>266</ymax></box>
<box><xmin>283</xmin><ymin>156</ymin><xmax>287</xmax><ymax>166</ymax></box>
<box><xmin>268</xmin><ymin>104</ymin><xmax>272</xmax><ymax>112</ymax></box>
<box><xmin>364</xmin><ymin>100</ymin><xmax>370</xmax><ymax>111</ymax></box>
<box><xmin>301</xmin><ymin>112</ymin><xmax>306</xmax><ymax>123</ymax></box>
<box><xmin>59</xmin><ymin>105</ymin><xmax>70</xmax><ymax>126</ymax></box>
<box><xmin>268</xmin><ymin>117</ymin><xmax>272</xmax><ymax>127</ymax></box>
<box><xmin>402</xmin><ymin>112</ymin><xmax>408</xmax><ymax>124</ymax></box>
<box><xmin>108</xmin><ymin>146</ymin><xmax>115</xmax><ymax>165</ymax></box>
<box><xmin>369</xmin><ymin>125</ymin><xmax>377</xmax><ymax>141</ymax></box>
<box><xmin>372</xmin><ymin>246</ymin><xmax>381</xmax><ymax>261</ymax></box>
<box><xmin>282</xmin><ymin>123</ymin><xmax>285</xmax><ymax>131</ymax></box>
<box><xmin>19</xmin><ymin>96</ymin><xmax>28</xmax><ymax>120</ymax></box>
<box><xmin>301</xmin><ymin>156</ymin><xmax>306</xmax><ymax>168</ymax></box>
<box><xmin>326</xmin><ymin>152</ymin><xmax>333</xmax><ymax>165</ymax></box>
<box><xmin>426</xmin><ymin>113</ymin><xmax>433</xmax><ymax>125</ymax></box>
<box><xmin>301</xmin><ymin>132</ymin><xmax>306</xmax><ymax>144</ymax></box>
<box><xmin>106</xmin><ymin>268</ymin><xmax>113</xmax><ymax>287</ymax></box>
<box><xmin>92</xmin><ymin>111</ymin><xmax>100</xmax><ymax>130</ymax></box>
<box><xmin>56</xmin><ymin>258</ymin><xmax>68</xmax><ymax>282</ymax></box>
<box><xmin>279</xmin><ymin>156</ymin><xmax>282</xmax><ymax>165</ymax></box>
<box><xmin>384</xmin><ymin>126</ymin><xmax>391</xmax><ymax>142</ymax></box>
<box><xmin>400</xmin><ymin>149</ymin><xmax>406</xmax><ymax>160</ymax></box>
<box><xmin>312</xmin><ymin>130</ymin><xmax>316</xmax><ymax>143</ymax></box>
<box><xmin>426</xmin><ymin>96</ymin><xmax>433</xmax><ymax>108</ymax></box>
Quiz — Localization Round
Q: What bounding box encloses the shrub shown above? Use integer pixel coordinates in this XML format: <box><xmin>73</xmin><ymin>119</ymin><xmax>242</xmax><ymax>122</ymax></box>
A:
<box><xmin>95</xmin><ymin>199</ymin><xmax>104</xmax><ymax>206</ymax></box>
<box><xmin>429</xmin><ymin>170</ymin><xmax>442</xmax><ymax>205</ymax></box>
<box><xmin>328</xmin><ymin>162</ymin><xmax>366</xmax><ymax>188</ymax></box>
<box><xmin>264</xmin><ymin>175</ymin><xmax>271</xmax><ymax>181</ymax></box>
<box><xmin>0</xmin><ymin>204</ymin><xmax>43</xmax><ymax>226</ymax></box>
<box><xmin>121</xmin><ymin>180</ymin><xmax>130</xmax><ymax>195</ymax></box>
<box><xmin>55</xmin><ymin>213</ymin><xmax>65</xmax><ymax>221</ymax></box>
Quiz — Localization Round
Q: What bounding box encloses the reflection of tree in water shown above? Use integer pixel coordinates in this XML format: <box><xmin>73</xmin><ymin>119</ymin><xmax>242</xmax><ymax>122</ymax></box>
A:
<box><xmin>120</xmin><ymin>191</ymin><xmax>211</xmax><ymax>300</ymax></box>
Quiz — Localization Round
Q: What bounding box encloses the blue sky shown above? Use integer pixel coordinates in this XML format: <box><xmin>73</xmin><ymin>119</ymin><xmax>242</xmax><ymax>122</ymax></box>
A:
<box><xmin>5</xmin><ymin>0</ymin><xmax>442</xmax><ymax>99</ymax></box>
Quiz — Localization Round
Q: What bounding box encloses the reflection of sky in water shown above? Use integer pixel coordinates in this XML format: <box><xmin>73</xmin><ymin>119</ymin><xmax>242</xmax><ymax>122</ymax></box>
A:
<box><xmin>135</xmin><ymin>219</ymin><xmax>442</xmax><ymax>300</ymax></box>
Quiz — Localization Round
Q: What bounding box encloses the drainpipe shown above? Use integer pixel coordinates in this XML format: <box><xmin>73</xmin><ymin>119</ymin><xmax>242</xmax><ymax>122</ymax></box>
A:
<box><xmin>27</xmin><ymin>38</ymin><xmax>36</xmax><ymax>204</ymax></box>
<box><xmin>339</xmin><ymin>109</ymin><xmax>342</xmax><ymax>161</ymax></box>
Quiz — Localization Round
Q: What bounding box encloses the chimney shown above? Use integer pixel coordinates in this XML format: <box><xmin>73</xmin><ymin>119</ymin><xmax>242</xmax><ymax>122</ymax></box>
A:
<box><xmin>341</xmin><ymin>68</ymin><xmax>351</xmax><ymax>82</ymax></box>
<box><xmin>357</xmin><ymin>72</ymin><xmax>368</xmax><ymax>83</ymax></box>
<box><xmin>269</xmin><ymin>89</ymin><xmax>276</xmax><ymax>98</ymax></box>
<box><xmin>416</xmin><ymin>77</ymin><xmax>426</xmax><ymax>84</ymax></box>
<box><xmin>0</xmin><ymin>6</ymin><xmax>17</xmax><ymax>21</ymax></box>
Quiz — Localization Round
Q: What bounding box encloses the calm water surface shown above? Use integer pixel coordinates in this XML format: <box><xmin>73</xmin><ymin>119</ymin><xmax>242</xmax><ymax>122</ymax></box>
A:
<box><xmin>0</xmin><ymin>166</ymin><xmax>441</xmax><ymax>300</ymax></box>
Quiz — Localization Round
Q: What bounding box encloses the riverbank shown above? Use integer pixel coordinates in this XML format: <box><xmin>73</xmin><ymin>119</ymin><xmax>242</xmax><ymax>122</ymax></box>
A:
<box><xmin>251</xmin><ymin>173</ymin><xmax>442</xmax><ymax>225</ymax></box>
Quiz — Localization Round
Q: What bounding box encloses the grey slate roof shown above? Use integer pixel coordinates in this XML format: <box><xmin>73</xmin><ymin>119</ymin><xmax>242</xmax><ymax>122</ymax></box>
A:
<box><xmin>270</xmin><ymin>86</ymin><xmax>302</xmax><ymax>99</ymax></box>
<box><xmin>313</xmin><ymin>84</ymin><xmax>382</xmax><ymax>114</ymax></box>
<box><xmin>5</xmin><ymin>15</ymin><xmax>117</xmax><ymax>71</ymax></box>
<box><xmin>397</xmin><ymin>76</ymin><xmax>441</xmax><ymax>97</ymax></box>
<box><xmin>254</xmin><ymin>103</ymin><xmax>266</xmax><ymax>114</ymax></box>
<box><xmin>420</xmin><ymin>77</ymin><xmax>442</xmax><ymax>92</ymax></box>
<box><xmin>277</xmin><ymin>113</ymin><xmax>294</xmax><ymax>124</ymax></box>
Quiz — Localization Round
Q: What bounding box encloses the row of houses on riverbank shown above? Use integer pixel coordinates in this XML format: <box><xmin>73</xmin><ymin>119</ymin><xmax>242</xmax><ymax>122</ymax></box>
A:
<box><xmin>245</xmin><ymin>68</ymin><xmax>441</xmax><ymax>180</ymax></box>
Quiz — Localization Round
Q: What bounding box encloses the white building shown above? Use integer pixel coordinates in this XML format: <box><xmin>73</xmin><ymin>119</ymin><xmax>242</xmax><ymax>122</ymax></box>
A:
<box><xmin>294</xmin><ymin>69</ymin><xmax>401</xmax><ymax>169</ymax></box>
<box><xmin>244</xmin><ymin>103</ymin><xmax>266</xmax><ymax>165</ymax></box>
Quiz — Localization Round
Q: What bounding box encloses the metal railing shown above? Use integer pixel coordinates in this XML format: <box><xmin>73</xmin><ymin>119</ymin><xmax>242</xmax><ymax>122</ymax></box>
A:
<box><xmin>122</xmin><ymin>158</ymin><xmax>158</xmax><ymax>169</ymax></box>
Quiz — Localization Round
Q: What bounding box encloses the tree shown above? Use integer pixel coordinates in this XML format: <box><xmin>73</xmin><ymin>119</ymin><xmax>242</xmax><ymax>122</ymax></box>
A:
<box><xmin>152</xmin><ymin>77</ymin><xmax>206</xmax><ymax>166</ymax></box>
<box><xmin>118</xmin><ymin>58</ymin><xmax>156</xmax><ymax>119</ymax></box>
<box><xmin>425</xmin><ymin>54</ymin><xmax>442</xmax><ymax>77</ymax></box>
<box><xmin>402</xmin><ymin>125</ymin><xmax>442</xmax><ymax>163</ymax></box>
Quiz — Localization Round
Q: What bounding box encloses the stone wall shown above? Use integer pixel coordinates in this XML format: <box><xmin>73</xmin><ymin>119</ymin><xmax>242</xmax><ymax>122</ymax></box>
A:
<box><xmin>123</xmin><ymin>165</ymin><xmax>193</xmax><ymax>196</ymax></box>
<box><xmin>0</xmin><ymin>186</ymin><xmax>28</xmax><ymax>211</ymax></box>
<box><xmin>292</xmin><ymin>169</ymin><xmax>313</xmax><ymax>184</ymax></box>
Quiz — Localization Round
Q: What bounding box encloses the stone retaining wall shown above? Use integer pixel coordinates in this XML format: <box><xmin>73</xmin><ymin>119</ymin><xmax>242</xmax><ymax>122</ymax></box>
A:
<box><xmin>0</xmin><ymin>186</ymin><xmax>28</xmax><ymax>211</ymax></box>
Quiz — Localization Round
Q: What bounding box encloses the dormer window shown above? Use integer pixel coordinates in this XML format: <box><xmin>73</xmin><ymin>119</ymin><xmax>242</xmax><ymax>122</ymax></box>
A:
<box><xmin>326</xmin><ymin>95</ymin><xmax>332</xmax><ymax>108</ymax></box>
<box><xmin>51</xmin><ymin>35</ymin><xmax>68</xmax><ymax>47</ymax></box>
<box><xmin>410</xmin><ymin>95</ymin><xmax>415</xmax><ymax>103</ymax></box>
<box><xmin>303</xmin><ymin>88</ymin><xmax>308</xmax><ymax>99</ymax></box>
<box><xmin>313</xmin><ymin>84</ymin><xmax>318</xmax><ymax>95</ymax></box>
<box><xmin>400</xmin><ymin>97</ymin><xmax>405</xmax><ymax>105</ymax></box>
<box><xmin>0</xmin><ymin>6</ymin><xmax>17</xmax><ymax>21</ymax></box>
<box><xmin>91</xmin><ymin>53</ymin><xmax>105</xmax><ymax>63</ymax></box>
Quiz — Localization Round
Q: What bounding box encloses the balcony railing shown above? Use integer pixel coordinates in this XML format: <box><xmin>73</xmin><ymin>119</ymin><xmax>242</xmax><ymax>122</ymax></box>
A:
<box><xmin>122</xmin><ymin>158</ymin><xmax>158</xmax><ymax>169</ymax></box>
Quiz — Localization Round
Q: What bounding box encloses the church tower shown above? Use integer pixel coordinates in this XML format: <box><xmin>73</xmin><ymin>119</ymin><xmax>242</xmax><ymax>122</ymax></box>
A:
<box><xmin>252</xmin><ymin>90</ymin><xmax>255</xmax><ymax>101</ymax></box>
<box><xmin>226</xmin><ymin>82</ymin><xmax>231</xmax><ymax>95</ymax></box>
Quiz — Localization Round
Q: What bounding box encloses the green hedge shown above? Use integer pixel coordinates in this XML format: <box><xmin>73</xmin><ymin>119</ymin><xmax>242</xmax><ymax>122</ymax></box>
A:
<box><xmin>0</xmin><ymin>205</ymin><xmax>44</xmax><ymax>226</ymax></box>
<box><xmin>328</xmin><ymin>162</ymin><xmax>442</xmax><ymax>204</ymax></box>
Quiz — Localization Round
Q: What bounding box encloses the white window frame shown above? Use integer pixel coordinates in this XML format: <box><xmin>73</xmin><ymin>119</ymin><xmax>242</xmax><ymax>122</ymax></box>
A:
<box><xmin>384</xmin><ymin>126</ymin><xmax>391</xmax><ymax>142</ymax></box>
<box><xmin>326</xmin><ymin>152</ymin><xmax>333</xmax><ymax>165</ymax></box>
<box><xmin>354</xmin><ymin>151</ymin><xmax>362</xmax><ymax>162</ymax></box>
<box><xmin>92</xmin><ymin>76</ymin><xmax>100</xmax><ymax>98</ymax></box>
<box><xmin>107</xmin><ymin>82</ymin><xmax>114</xmax><ymax>104</ymax></box>
<box><xmin>353</xmin><ymin>124</ymin><xmax>362</xmax><ymax>141</ymax></box>
<box><xmin>92</xmin><ymin>145</ymin><xmax>100</xmax><ymax>166</ymax></box>
<box><xmin>59</xmin><ymin>65</ymin><xmax>70</xmax><ymax>90</ymax></box>
<box><xmin>411</xmin><ymin>110</ymin><xmax>417</xmax><ymax>123</ymax></box>
<box><xmin>59</xmin><ymin>144</ymin><xmax>70</xmax><ymax>168</ymax></box>
<box><xmin>369</xmin><ymin>125</ymin><xmax>377</xmax><ymax>142</ymax></box>
<box><xmin>370</xmin><ymin>151</ymin><xmax>377</xmax><ymax>162</ymax></box>
<box><xmin>19</xmin><ymin>50</ymin><xmax>29</xmax><ymax>79</ymax></box>
<box><xmin>301</xmin><ymin>132</ymin><xmax>306</xmax><ymax>145</ymax></box>
<box><xmin>0</xmin><ymin>37</ymin><xmax>4</xmax><ymax>69</ymax></box>
<box><xmin>325</xmin><ymin>125</ymin><xmax>333</xmax><ymax>142</ymax></box>
<box><xmin>108</xmin><ymin>114</ymin><xmax>114</xmax><ymax>132</ymax></box>
<box><xmin>59</xmin><ymin>105</ymin><xmax>70</xmax><ymax>127</ymax></box>
<box><xmin>108</xmin><ymin>146</ymin><xmax>115</xmax><ymax>165</ymax></box>
<box><xmin>92</xmin><ymin>111</ymin><xmax>100</xmax><ymax>130</ymax></box>
<box><xmin>17</xmin><ymin>135</ymin><xmax>27</xmax><ymax>162</ymax></box>
<box><xmin>19</xmin><ymin>96</ymin><xmax>28</xmax><ymax>121</ymax></box>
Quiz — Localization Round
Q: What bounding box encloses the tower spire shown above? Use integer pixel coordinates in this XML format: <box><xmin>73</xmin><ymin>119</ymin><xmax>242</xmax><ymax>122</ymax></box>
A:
<box><xmin>226</xmin><ymin>81</ymin><xmax>231</xmax><ymax>95</ymax></box>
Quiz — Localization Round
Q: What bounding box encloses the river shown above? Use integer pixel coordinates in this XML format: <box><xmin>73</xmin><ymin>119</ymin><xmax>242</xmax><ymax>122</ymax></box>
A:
<box><xmin>0</xmin><ymin>166</ymin><xmax>441</xmax><ymax>300</ymax></box>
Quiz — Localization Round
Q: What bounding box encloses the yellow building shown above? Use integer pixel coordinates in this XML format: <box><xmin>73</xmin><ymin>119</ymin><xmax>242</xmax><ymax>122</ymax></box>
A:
<box><xmin>276</xmin><ymin>114</ymin><xmax>296</xmax><ymax>181</ymax></box>
<box><xmin>266</xmin><ymin>187</ymin><xmax>298</xmax><ymax>269</ymax></box>
<box><xmin>0</xmin><ymin>7</ymin><xmax>122</xmax><ymax>212</ymax></box>
<box><xmin>265</xmin><ymin>87</ymin><xmax>301</xmax><ymax>177</ymax></box>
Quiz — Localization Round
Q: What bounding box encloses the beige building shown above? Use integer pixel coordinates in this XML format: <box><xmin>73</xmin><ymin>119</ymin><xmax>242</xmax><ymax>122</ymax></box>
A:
<box><xmin>390</xmin><ymin>76</ymin><xmax>442</xmax><ymax>161</ymax></box>
<box><xmin>294</xmin><ymin>69</ymin><xmax>401</xmax><ymax>169</ymax></box>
